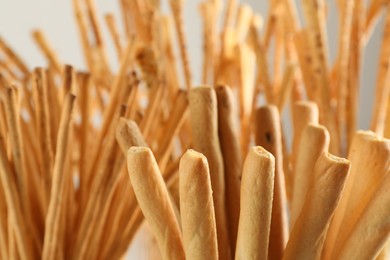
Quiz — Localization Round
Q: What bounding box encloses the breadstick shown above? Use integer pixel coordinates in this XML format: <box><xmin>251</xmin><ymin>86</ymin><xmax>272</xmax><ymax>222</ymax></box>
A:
<box><xmin>42</xmin><ymin>94</ymin><xmax>75</xmax><ymax>260</ymax></box>
<box><xmin>290</xmin><ymin>123</ymin><xmax>329</xmax><ymax>227</ymax></box>
<box><xmin>283</xmin><ymin>152</ymin><xmax>350</xmax><ymax>260</ymax></box>
<box><xmin>254</xmin><ymin>105</ymin><xmax>288</xmax><ymax>260</ymax></box>
<box><xmin>291</xmin><ymin>101</ymin><xmax>319</xmax><ymax>171</ymax></box>
<box><xmin>32</xmin><ymin>30</ymin><xmax>63</xmax><ymax>75</ymax></box>
<box><xmin>116</xmin><ymin>117</ymin><xmax>147</xmax><ymax>153</ymax></box>
<box><xmin>324</xmin><ymin>131</ymin><xmax>390</xmax><ymax>259</ymax></box>
<box><xmin>189</xmin><ymin>86</ymin><xmax>230</xmax><ymax>259</ymax></box>
<box><xmin>215</xmin><ymin>85</ymin><xmax>241</xmax><ymax>254</ymax></box>
<box><xmin>336</xmin><ymin>164</ymin><xmax>390</xmax><ymax>259</ymax></box>
<box><xmin>179</xmin><ymin>149</ymin><xmax>218</xmax><ymax>260</ymax></box>
<box><xmin>127</xmin><ymin>147</ymin><xmax>185</xmax><ymax>260</ymax></box>
<box><xmin>235</xmin><ymin>146</ymin><xmax>275</xmax><ymax>260</ymax></box>
<box><xmin>371</xmin><ymin>5</ymin><xmax>390</xmax><ymax>135</ymax></box>
<box><xmin>169</xmin><ymin>0</ymin><xmax>192</xmax><ymax>90</ymax></box>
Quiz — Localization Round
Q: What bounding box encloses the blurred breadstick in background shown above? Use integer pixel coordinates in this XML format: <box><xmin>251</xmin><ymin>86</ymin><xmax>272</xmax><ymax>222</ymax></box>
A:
<box><xmin>189</xmin><ymin>86</ymin><xmax>230</xmax><ymax>259</ymax></box>
<box><xmin>215</xmin><ymin>85</ymin><xmax>241</xmax><ymax>254</ymax></box>
<box><xmin>235</xmin><ymin>146</ymin><xmax>275</xmax><ymax>260</ymax></box>
<box><xmin>255</xmin><ymin>105</ymin><xmax>288</xmax><ymax>260</ymax></box>
<box><xmin>283</xmin><ymin>152</ymin><xmax>350</xmax><ymax>260</ymax></box>
<box><xmin>179</xmin><ymin>149</ymin><xmax>218</xmax><ymax>260</ymax></box>
<box><xmin>127</xmin><ymin>147</ymin><xmax>185</xmax><ymax>260</ymax></box>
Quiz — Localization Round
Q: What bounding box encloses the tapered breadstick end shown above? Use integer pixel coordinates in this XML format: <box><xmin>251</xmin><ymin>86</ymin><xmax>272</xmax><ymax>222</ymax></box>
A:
<box><xmin>116</xmin><ymin>117</ymin><xmax>147</xmax><ymax>154</ymax></box>
<box><xmin>179</xmin><ymin>149</ymin><xmax>218</xmax><ymax>260</ymax></box>
<box><xmin>127</xmin><ymin>147</ymin><xmax>185</xmax><ymax>260</ymax></box>
<box><xmin>235</xmin><ymin>146</ymin><xmax>275</xmax><ymax>260</ymax></box>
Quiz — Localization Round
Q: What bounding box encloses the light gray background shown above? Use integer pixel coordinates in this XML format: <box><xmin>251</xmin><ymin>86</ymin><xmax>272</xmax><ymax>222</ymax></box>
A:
<box><xmin>0</xmin><ymin>0</ymin><xmax>384</xmax><ymax>258</ymax></box>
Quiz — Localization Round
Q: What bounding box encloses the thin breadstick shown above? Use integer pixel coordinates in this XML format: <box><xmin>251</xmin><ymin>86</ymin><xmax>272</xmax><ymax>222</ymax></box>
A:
<box><xmin>104</xmin><ymin>14</ymin><xmax>123</xmax><ymax>60</ymax></box>
<box><xmin>156</xmin><ymin>90</ymin><xmax>188</xmax><ymax>171</ymax></box>
<box><xmin>324</xmin><ymin>131</ymin><xmax>390</xmax><ymax>259</ymax></box>
<box><xmin>169</xmin><ymin>0</ymin><xmax>192</xmax><ymax>90</ymax></box>
<box><xmin>179</xmin><ymin>149</ymin><xmax>218</xmax><ymax>260</ymax></box>
<box><xmin>32</xmin><ymin>68</ymin><xmax>54</xmax><ymax>204</ymax></box>
<box><xmin>235</xmin><ymin>4</ymin><xmax>253</xmax><ymax>43</ymax></box>
<box><xmin>371</xmin><ymin>5</ymin><xmax>390</xmax><ymax>135</ymax></box>
<box><xmin>290</xmin><ymin>124</ymin><xmax>329</xmax><ymax>228</ymax></box>
<box><xmin>336</xmin><ymin>163</ymin><xmax>390</xmax><ymax>259</ymax></box>
<box><xmin>32</xmin><ymin>30</ymin><xmax>63</xmax><ymax>75</ymax></box>
<box><xmin>235</xmin><ymin>146</ymin><xmax>275</xmax><ymax>260</ymax></box>
<box><xmin>277</xmin><ymin>62</ymin><xmax>296</xmax><ymax>112</ymax></box>
<box><xmin>336</xmin><ymin>0</ymin><xmax>354</xmax><ymax>144</ymax></box>
<box><xmin>127</xmin><ymin>147</ymin><xmax>185</xmax><ymax>260</ymax></box>
<box><xmin>283</xmin><ymin>152</ymin><xmax>350</xmax><ymax>260</ymax></box>
<box><xmin>255</xmin><ymin>105</ymin><xmax>288</xmax><ymax>260</ymax></box>
<box><xmin>2</xmin><ymin>87</ymin><xmax>27</xmax><ymax>207</ymax></box>
<box><xmin>189</xmin><ymin>86</ymin><xmax>231</xmax><ymax>259</ymax></box>
<box><xmin>0</xmin><ymin>135</ymin><xmax>34</xmax><ymax>260</ymax></box>
<box><xmin>0</xmin><ymin>37</ymin><xmax>29</xmax><ymax>77</ymax></box>
<box><xmin>215</xmin><ymin>85</ymin><xmax>241</xmax><ymax>254</ymax></box>
<box><xmin>42</xmin><ymin>94</ymin><xmax>75</xmax><ymax>260</ymax></box>
<box><xmin>250</xmin><ymin>24</ymin><xmax>274</xmax><ymax>104</ymax></box>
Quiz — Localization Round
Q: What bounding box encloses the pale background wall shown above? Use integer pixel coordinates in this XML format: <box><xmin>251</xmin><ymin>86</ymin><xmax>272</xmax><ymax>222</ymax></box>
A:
<box><xmin>0</xmin><ymin>0</ymin><xmax>385</xmax><ymax>258</ymax></box>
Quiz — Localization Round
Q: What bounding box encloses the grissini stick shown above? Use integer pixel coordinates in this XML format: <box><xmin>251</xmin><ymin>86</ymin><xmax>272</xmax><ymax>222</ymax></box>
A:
<box><xmin>324</xmin><ymin>131</ymin><xmax>390</xmax><ymax>259</ymax></box>
<box><xmin>290</xmin><ymin>124</ymin><xmax>329</xmax><ymax>227</ymax></box>
<box><xmin>116</xmin><ymin>117</ymin><xmax>147</xmax><ymax>153</ymax></box>
<box><xmin>215</xmin><ymin>85</ymin><xmax>242</xmax><ymax>254</ymax></box>
<box><xmin>283</xmin><ymin>152</ymin><xmax>350</xmax><ymax>260</ymax></box>
<box><xmin>179</xmin><ymin>149</ymin><xmax>218</xmax><ymax>260</ymax></box>
<box><xmin>290</xmin><ymin>101</ymin><xmax>319</xmax><ymax>200</ymax></box>
<box><xmin>255</xmin><ymin>105</ymin><xmax>288</xmax><ymax>260</ymax></box>
<box><xmin>0</xmin><ymin>135</ymin><xmax>34</xmax><ymax>260</ymax></box>
<box><xmin>235</xmin><ymin>146</ymin><xmax>275</xmax><ymax>260</ymax></box>
<box><xmin>127</xmin><ymin>147</ymin><xmax>185</xmax><ymax>260</ymax></box>
<box><xmin>291</xmin><ymin>101</ymin><xmax>319</xmax><ymax>171</ymax></box>
<box><xmin>42</xmin><ymin>94</ymin><xmax>76</xmax><ymax>260</ymax></box>
<box><xmin>189</xmin><ymin>86</ymin><xmax>230</xmax><ymax>259</ymax></box>
<box><xmin>335</xmin><ymin>165</ymin><xmax>390</xmax><ymax>260</ymax></box>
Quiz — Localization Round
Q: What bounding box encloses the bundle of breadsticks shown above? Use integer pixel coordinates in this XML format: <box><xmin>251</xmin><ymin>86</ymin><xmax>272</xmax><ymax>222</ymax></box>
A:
<box><xmin>1</xmin><ymin>0</ymin><xmax>390</xmax><ymax>259</ymax></box>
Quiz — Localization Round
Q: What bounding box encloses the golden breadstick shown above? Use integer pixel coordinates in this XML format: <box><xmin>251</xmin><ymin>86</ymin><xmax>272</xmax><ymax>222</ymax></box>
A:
<box><xmin>189</xmin><ymin>86</ymin><xmax>230</xmax><ymax>259</ymax></box>
<box><xmin>255</xmin><ymin>105</ymin><xmax>288</xmax><ymax>260</ymax></box>
<box><xmin>291</xmin><ymin>101</ymin><xmax>319</xmax><ymax>170</ymax></box>
<box><xmin>235</xmin><ymin>146</ymin><xmax>275</xmax><ymax>260</ymax></box>
<box><xmin>290</xmin><ymin>124</ymin><xmax>329</xmax><ymax>227</ymax></box>
<box><xmin>215</xmin><ymin>85</ymin><xmax>241</xmax><ymax>254</ymax></box>
<box><xmin>127</xmin><ymin>147</ymin><xmax>185</xmax><ymax>260</ymax></box>
<box><xmin>324</xmin><ymin>131</ymin><xmax>390</xmax><ymax>259</ymax></box>
<box><xmin>336</xmin><ymin>164</ymin><xmax>390</xmax><ymax>259</ymax></box>
<box><xmin>32</xmin><ymin>30</ymin><xmax>63</xmax><ymax>75</ymax></box>
<box><xmin>116</xmin><ymin>117</ymin><xmax>147</xmax><ymax>153</ymax></box>
<box><xmin>179</xmin><ymin>149</ymin><xmax>218</xmax><ymax>260</ymax></box>
<box><xmin>169</xmin><ymin>0</ymin><xmax>192</xmax><ymax>90</ymax></box>
<box><xmin>0</xmin><ymin>136</ymin><xmax>33</xmax><ymax>260</ymax></box>
<box><xmin>42</xmin><ymin>94</ymin><xmax>75</xmax><ymax>260</ymax></box>
<box><xmin>283</xmin><ymin>152</ymin><xmax>350</xmax><ymax>260</ymax></box>
<box><xmin>371</xmin><ymin>5</ymin><xmax>390</xmax><ymax>135</ymax></box>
